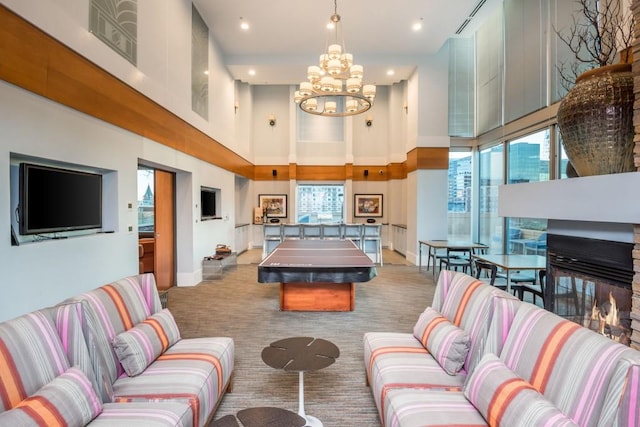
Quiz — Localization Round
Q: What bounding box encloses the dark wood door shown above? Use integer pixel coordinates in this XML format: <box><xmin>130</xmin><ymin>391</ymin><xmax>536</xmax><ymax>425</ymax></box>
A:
<box><xmin>154</xmin><ymin>169</ymin><xmax>175</xmax><ymax>290</ymax></box>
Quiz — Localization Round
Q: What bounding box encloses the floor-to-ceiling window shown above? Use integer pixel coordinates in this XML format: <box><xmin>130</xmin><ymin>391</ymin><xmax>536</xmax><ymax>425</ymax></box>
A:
<box><xmin>505</xmin><ymin>129</ymin><xmax>549</xmax><ymax>254</ymax></box>
<box><xmin>448</xmin><ymin>150</ymin><xmax>472</xmax><ymax>240</ymax></box>
<box><xmin>478</xmin><ymin>144</ymin><xmax>504</xmax><ymax>253</ymax></box>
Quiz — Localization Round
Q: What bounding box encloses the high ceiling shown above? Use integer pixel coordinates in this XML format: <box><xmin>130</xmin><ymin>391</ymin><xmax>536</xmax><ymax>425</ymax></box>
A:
<box><xmin>193</xmin><ymin>0</ymin><xmax>501</xmax><ymax>86</ymax></box>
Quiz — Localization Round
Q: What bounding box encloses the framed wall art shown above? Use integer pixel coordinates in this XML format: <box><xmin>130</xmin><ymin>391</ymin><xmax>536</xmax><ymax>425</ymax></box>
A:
<box><xmin>354</xmin><ymin>194</ymin><xmax>383</xmax><ymax>217</ymax></box>
<box><xmin>259</xmin><ymin>194</ymin><xmax>287</xmax><ymax>218</ymax></box>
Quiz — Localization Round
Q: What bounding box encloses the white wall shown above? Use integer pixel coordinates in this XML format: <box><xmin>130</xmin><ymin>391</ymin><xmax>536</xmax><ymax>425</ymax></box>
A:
<box><xmin>0</xmin><ymin>80</ymin><xmax>236</xmax><ymax>322</ymax></box>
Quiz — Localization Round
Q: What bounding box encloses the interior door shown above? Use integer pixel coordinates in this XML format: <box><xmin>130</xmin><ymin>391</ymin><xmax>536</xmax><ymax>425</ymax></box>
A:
<box><xmin>154</xmin><ymin>169</ymin><xmax>175</xmax><ymax>290</ymax></box>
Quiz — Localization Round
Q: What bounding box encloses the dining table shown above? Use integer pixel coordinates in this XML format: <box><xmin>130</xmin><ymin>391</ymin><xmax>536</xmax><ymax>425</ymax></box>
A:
<box><xmin>418</xmin><ymin>240</ymin><xmax>489</xmax><ymax>278</ymax></box>
<box><xmin>472</xmin><ymin>253</ymin><xmax>546</xmax><ymax>294</ymax></box>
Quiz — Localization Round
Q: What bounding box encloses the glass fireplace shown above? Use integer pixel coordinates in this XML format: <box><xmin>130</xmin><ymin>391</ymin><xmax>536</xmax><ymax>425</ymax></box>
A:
<box><xmin>545</xmin><ymin>234</ymin><xmax>633</xmax><ymax>346</ymax></box>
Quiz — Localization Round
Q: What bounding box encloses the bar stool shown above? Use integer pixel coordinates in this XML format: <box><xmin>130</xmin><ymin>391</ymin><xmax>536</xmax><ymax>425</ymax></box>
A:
<box><xmin>321</xmin><ymin>223</ymin><xmax>343</xmax><ymax>239</ymax></box>
<box><xmin>343</xmin><ymin>224</ymin><xmax>363</xmax><ymax>249</ymax></box>
<box><xmin>262</xmin><ymin>224</ymin><xmax>282</xmax><ymax>258</ymax></box>
<box><xmin>282</xmin><ymin>224</ymin><xmax>302</xmax><ymax>240</ymax></box>
<box><xmin>362</xmin><ymin>224</ymin><xmax>383</xmax><ymax>265</ymax></box>
<box><xmin>302</xmin><ymin>224</ymin><xmax>322</xmax><ymax>239</ymax></box>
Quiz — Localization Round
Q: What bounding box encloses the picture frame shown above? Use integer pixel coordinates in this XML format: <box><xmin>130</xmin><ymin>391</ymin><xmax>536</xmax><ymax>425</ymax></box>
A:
<box><xmin>259</xmin><ymin>194</ymin><xmax>287</xmax><ymax>218</ymax></box>
<box><xmin>354</xmin><ymin>194</ymin><xmax>383</xmax><ymax>217</ymax></box>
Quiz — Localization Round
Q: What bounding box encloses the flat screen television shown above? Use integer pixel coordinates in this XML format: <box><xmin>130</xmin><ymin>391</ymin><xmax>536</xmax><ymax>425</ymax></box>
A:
<box><xmin>19</xmin><ymin>163</ymin><xmax>102</xmax><ymax>235</ymax></box>
<box><xmin>200</xmin><ymin>186</ymin><xmax>217</xmax><ymax>220</ymax></box>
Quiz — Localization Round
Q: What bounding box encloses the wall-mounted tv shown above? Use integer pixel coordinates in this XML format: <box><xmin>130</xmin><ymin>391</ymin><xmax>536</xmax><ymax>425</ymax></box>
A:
<box><xmin>200</xmin><ymin>186</ymin><xmax>217</xmax><ymax>220</ymax></box>
<box><xmin>19</xmin><ymin>163</ymin><xmax>102</xmax><ymax>235</ymax></box>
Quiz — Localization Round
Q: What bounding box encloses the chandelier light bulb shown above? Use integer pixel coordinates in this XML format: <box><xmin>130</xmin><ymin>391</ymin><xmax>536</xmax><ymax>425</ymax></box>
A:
<box><xmin>320</xmin><ymin>76</ymin><xmax>334</xmax><ymax>92</ymax></box>
<box><xmin>299</xmin><ymin>82</ymin><xmax>313</xmax><ymax>96</ymax></box>
<box><xmin>346</xmin><ymin>78</ymin><xmax>361</xmax><ymax>93</ymax></box>
<box><xmin>328</xmin><ymin>44</ymin><xmax>342</xmax><ymax>59</ymax></box>
<box><xmin>304</xmin><ymin>98</ymin><xmax>317</xmax><ymax>111</ymax></box>
<box><xmin>307</xmin><ymin>66</ymin><xmax>321</xmax><ymax>81</ymax></box>
<box><xmin>325</xmin><ymin>101</ymin><xmax>337</xmax><ymax>113</ymax></box>
<box><xmin>346</xmin><ymin>99</ymin><xmax>358</xmax><ymax>112</ymax></box>
<box><xmin>350</xmin><ymin>65</ymin><xmax>363</xmax><ymax>79</ymax></box>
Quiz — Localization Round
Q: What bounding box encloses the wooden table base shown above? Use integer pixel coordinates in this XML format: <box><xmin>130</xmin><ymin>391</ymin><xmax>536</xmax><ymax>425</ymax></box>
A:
<box><xmin>279</xmin><ymin>282</ymin><xmax>355</xmax><ymax>311</ymax></box>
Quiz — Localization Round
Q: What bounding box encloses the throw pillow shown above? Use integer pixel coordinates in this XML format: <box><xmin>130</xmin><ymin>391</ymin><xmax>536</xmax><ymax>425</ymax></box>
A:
<box><xmin>0</xmin><ymin>366</ymin><xmax>102</xmax><ymax>427</ymax></box>
<box><xmin>112</xmin><ymin>309</ymin><xmax>181</xmax><ymax>376</ymax></box>
<box><xmin>464</xmin><ymin>353</ymin><xmax>578</xmax><ymax>427</ymax></box>
<box><xmin>413</xmin><ymin>307</ymin><xmax>470</xmax><ymax>375</ymax></box>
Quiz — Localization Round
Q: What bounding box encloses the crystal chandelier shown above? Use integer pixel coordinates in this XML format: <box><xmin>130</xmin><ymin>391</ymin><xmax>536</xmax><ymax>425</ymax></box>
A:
<box><xmin>294</xmin><ymin>0</ymin><xmax>376</xmax><ymax>117</ymax></box>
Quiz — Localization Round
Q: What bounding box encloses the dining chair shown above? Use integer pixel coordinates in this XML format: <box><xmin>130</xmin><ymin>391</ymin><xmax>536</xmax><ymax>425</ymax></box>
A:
<box><xmin>517</xmin><ymin>269</ymin><xmax>546</xmax><ymax>307</ymax></box>
<box><xmin>439</xmin><ymin>248</ymin><xmax>471</xmax><ymax>273</ymax></box>
<box><xmin>473</xmin><ymin>259</ymin><xmax>520</xmax><ymax>297</ymax></box>
<box><xmin>473</xmin><ymin>259</ymin><xmax>497</xmax><ymax>286</ymax></box>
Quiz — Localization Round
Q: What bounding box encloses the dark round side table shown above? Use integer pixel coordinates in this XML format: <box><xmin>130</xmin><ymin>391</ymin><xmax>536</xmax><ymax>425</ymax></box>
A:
<box><xmin>212</xmin><ymin>407</ymin><xmax>305</xmax><ymax>427</ymax></box>
<box><xmin>261</xmin><ymin>337</ymin><xmax>340</xmax><ymax>427</ymax></box>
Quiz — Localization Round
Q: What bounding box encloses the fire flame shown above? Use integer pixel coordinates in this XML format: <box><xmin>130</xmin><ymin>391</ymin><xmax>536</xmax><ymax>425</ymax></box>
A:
<box><xmin>591</xmin><ymin>292</ymin><xmax>619</xmax><ymax>336</ymax></box>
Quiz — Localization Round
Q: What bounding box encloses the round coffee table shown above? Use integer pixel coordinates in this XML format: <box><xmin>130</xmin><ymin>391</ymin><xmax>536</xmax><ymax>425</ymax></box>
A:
<box><xmin>261</xmin><ymin>337</ymin><xmax>340</xmax><ymax>427</ymax></box>
<box><xmin>212</xmin><ymin>407</ymin><xmax>305</xmax><ymax>427</ymax></box>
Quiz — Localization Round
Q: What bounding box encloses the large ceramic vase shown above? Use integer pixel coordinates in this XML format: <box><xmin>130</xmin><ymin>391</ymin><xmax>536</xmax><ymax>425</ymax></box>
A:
<box><xmin>556</xmin><ymin>63</ymin><xmax>635</xmax><ymax>176</ymax></box>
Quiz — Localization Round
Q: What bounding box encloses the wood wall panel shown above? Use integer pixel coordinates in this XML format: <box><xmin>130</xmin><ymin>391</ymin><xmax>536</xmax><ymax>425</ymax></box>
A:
<box><xmin>254</xmin><ymin>165</ymin><xmax>290</xmax><ymax>181</ymax></box>
<box><xmin>0</xmin><ymin>6</ymin><xmax>254</xmax><ymax>178</ymax></box>
<box><xmin>295</xmin><ymin>165</ymin><xmax>347</xmax><ymax>181</ymax></box>
<box><xmin>406</xmin><ymin>147</ymin><xmax>449</xmax><ymax>173</ymax></box>
<box><xmin>387</xmin><ymin>163</ymin><xmax>407</xmax><ymax>179</ymax></box>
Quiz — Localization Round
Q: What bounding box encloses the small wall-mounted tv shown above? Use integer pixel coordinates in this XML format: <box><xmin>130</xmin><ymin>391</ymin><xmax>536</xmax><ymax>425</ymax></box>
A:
<box><xmin>200</xmin><ymin>186</ymin><xmax>217</xmax><ymax>220</ymax></box>
<box><xmin>19</xmin><ymin>163</ymin><xmax>102</xmax><ymax>235</ymax></box>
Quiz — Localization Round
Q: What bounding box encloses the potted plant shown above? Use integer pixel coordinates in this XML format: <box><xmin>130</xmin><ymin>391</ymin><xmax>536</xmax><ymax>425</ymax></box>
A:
<box><xmin>555</xmin><ymin>0</ymin><xmax>635</xmax><ymax>177</ymax></box>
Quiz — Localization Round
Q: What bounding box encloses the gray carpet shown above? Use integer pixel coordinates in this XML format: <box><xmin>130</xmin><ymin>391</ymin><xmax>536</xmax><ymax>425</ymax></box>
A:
<box><xmin>166</xmin><ymin>250</ymin><xmax>436</xmax><ymax>427</ymax></box>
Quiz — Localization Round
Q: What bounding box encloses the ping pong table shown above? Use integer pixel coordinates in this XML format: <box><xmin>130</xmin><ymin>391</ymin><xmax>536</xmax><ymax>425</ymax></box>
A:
<box><xmin>258</xmin><ymin>239</ymin><xmax>377</xmax><ymax>311</ymax></box>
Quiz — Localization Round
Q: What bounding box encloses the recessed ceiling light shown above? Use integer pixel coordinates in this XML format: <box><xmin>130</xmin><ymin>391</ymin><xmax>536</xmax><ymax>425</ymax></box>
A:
<box><xmin>326</xmin><ymin>22</ymin><xmax>335</xmax><ymax>30</ymax></box>
<box><xmin>387</xmin><ymin>70</ymin><xmax>395</xmax><ymax>76</ymax></box>
<box><xmin>248</xmin><ymin>69</ymin><xmax>256</xmax><ymax>76</ymax></box>
<box><xmin>412</xmin><ymin>18</ymin><xmax>423</xmax><ymax>32</ymax></box>
<box><xmin>204</xmin><ymin>70</ymin><xmax>209</xmax><ymax>75</ymax></box>
<box><xmin>240</xmin><ymin>18</ymin><xmax>249</xmax><ymax>30</ymax></box>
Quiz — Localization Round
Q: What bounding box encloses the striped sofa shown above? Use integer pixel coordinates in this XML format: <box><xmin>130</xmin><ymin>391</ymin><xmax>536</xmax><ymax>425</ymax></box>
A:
<box><xmin>0</xmin><ymin>273</ymin><xmax>234</xmax><ymax>426</ymax></box>
<box><xmin>364</xmin><ymin>270</ymin><xmax>640</xmax><ymax>426</ymax></box>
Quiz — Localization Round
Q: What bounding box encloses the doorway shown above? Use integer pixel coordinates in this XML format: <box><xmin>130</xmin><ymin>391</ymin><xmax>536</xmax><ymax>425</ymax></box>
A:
<box><xmin>137</xmin><ymin>166</ymin><xmax>176</xmax><ymax>290</ymax></box>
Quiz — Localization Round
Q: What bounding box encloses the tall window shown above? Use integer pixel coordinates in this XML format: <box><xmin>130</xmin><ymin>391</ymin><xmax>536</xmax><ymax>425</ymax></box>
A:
<box><xmin>448</xmin><ymin>150</ymin><xmax>472</xmax><ymax>240</ymax></box>
<box><xmin>296</xmin><ymin>184</ymin><xmax>344</xmax><ymax>223</ymax></box>
<box><xmin>506</xmin><ymin>130</ymin><xmax>549</xmax><ymax>254</ymax></box>
<box><xmin>137</xmin><ymin>167</ymin><xmax>154</xmax><ymax>234</ymax></box>
<box><xmin>478</xmin><ymin>144</ymin><xmax>503</xmax><ymax>253</ymax></box>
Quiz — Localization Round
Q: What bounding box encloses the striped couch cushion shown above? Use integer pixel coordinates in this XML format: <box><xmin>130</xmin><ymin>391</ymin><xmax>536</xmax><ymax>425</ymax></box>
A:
<box><xmin>89</xmin><ymin>402</ymin><xmax>193</xmax><ymax>426</ymax></box>
<box><xmin>383</xmin><ymin>388</ymin><xmax>488</xmax><ymax>427</ymax></box>
<box><xmin>0</xmin><ymin>366</ymin><xmax>102</xmax><ymax>427</ymax></box>
<box><xmin>431</xmin><ymin>271</ymin><xmax>518</xmax><ymax>374</ymax></box>
<box><xmin>112</xmin><ymin>336</ymin><xmax>235</xmax><ymax>427</ymax></box>
<box><xmin>500</xmin><ymin>303</ymin><xmax>631</xmax><ymax>427</ymax></box>
<box><xmin>50</xmin><ymin>302</ymin><xmax>107</xmax><ymax>404</ymax></box>
<box><xmin>605</xmin><ymin>354</ymin><xmax>640</xmax><ymax>427</ymax></box>
<box><xmin>72</xmin><ymin>275</ymin><xmax>157</xmax><ymax>382</ymax></box>
<box><xmin>464</xmin><ymin>353</ymin><xmax>578</xmax><ymax>426</ymax></box>
<box><xmin>0</xmin><ymin>310</ymin><xmax>69</xmax><ymax>412</ymax></box>
<box><xmin>113</xmin><ymin>309</ymin><xmax>181</xmax><ymax>376</ymax></box>
<box><xmin>412</xmin><ymin>307</ymin><xmax>470</xmax><ymax>375</ymax></box>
